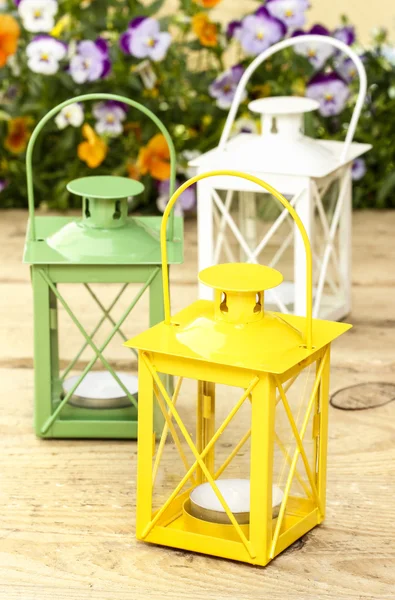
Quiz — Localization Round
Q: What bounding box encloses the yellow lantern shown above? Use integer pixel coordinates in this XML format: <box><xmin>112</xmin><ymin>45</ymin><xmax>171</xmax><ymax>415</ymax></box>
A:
<box><xmin>125</xmin><ymin>171</ymin><xmax>351</xmax><ymax>566</ymax></box>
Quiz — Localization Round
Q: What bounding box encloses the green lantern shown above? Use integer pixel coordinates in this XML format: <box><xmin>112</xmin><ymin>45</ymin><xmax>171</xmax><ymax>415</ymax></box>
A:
<box><xmin>23</xmin><ymin>93</ymin><xmax>183</xmax><ymax>439</ymax></box>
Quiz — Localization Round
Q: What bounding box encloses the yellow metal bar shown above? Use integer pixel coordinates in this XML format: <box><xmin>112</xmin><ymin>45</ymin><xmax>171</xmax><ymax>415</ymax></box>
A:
<box><xmin>275</xmin><ymin>375</ymin><xmax>323</xmax><ymax>515</ymax></box>
<box><xmin>317</xmin><ymin>346</ymin><xmax>331</xmax><ymax>520</ymax></box>
<box><xmin>250</xmin><ymin>374</ymin><xmax>276</xmax><ymax>564</ymax></box>
<box><xmin>152</xmin><ymin>382</ymin><xmax>196</xmax><ymax>488</ymax></box>
<box><xmin>152</xmin><ymin>376</ymin><xmax>183</xmax><ymax>485</ymax></box>
<box><xmin>196</xmin><ymin>381</ymin><xmax>204</xmax><ymax>485</ymax></box>
<box><xmin>136</xmin><ymin>352</ymin><xmax>154</xmax><ymax>539</ymax></box>
<box><xmin>141</xmin><ymin>354</ymin><xmax>259</xmax><ymax>551</ymax></box>
<box><xmin>269</xmin><ymin>350</ymin><xmax>328</xmax><ymax>559</ymax></box>
<box><xmin>275</xmin><ymin>433</ymin><xmax>312</xmax><ymax>499</ymax></box>
<box><xmin>214</xmin><ymin>429</ymin><xmax>251</xmax><ymax>479</ymax></box>
<box><xmin>275</xmin><ymin>375</ymin><xmax>298</xmax><ymax>405</ymax></box>
<box><xmin>160</xmin><ymin>171</ymin><xmax>314</xmax><ymax>349</ymax></box>
<box><xmin>203</xmin><ymin>382</ymin><xmax>216</xmax><ymax>476</ymax></box>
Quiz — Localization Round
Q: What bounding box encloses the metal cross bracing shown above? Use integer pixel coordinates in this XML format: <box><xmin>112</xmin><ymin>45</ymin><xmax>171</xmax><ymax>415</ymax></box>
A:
<box><xmin>38</xmin><ymin>267</ymin><xmax>160</xmax><ymax>435</ymax></box>
<box><xmin>208</xmin><ymin>169</ymin><xmax>350</xmax><ymax>319</ymax></box>
<box><xmin>140</xmin><ymin>349</ymin><xmax>328</xmax><ymax>562</ymax></box>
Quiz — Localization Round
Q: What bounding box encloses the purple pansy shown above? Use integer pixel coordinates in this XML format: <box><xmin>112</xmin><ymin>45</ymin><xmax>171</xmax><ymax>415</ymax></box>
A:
<box><xmin>120</xmin><ymin>17</ymin><xmax>171</xmax><ymax>62</ymax></box>
<box><xmin>69</xmin><ymin>38</ymin><xmax>111</xmax><ymax>84</ymax></box>
<box><xmin>293</xmin><ymin>24</ymin><xmax>334</xmax><ymax>69</ymax></box>
<box><xmin>306</xmin><ymin>72</ymin><xmax>350</xmax><ymax>116</ymax></box>
<box><xmin>209</xmin><ymin>65</ymin><xmax>245</xmax><ymax>110</ymax></box>
<box><xmin>335</xmin><ymin>56</ymin><xmax>357</xmax><ymax>82</ymax></box>
<box><xmin>226</xmin><ymin>19</ymin><xmax>242</xmax><ymax>39</ymax></box>
<box><xmin>93</xmin><ymin>101</ymin><xmax>127</xmax><ymax>136</ymax></box>
<box><xmin>235</xmin><ymin>6</ymin><xmax>286</xmax><ymax>56</ymax></box>
<box><xmin>333</xmin><ymin>25</ymin><xmax>356</xmax><ymax>46</ymax></box>
<box><xmin>156</xmin><ymin>179</ymin><xmax>196</xmax><ymax>215</ymax></box>
<box><xmin>352</xmin><ymin>158</ymin><xmax>366</xmax><ymax>181</ymax></box>
<box><xmin>266</xmin><ymin>0</ymin><xmax>309</xmax><ymax>30</ymax></box>
<box><xmin>0</xmin><ymin>180</ymin><xmax>8</xmax><ymax>193</ymax></box>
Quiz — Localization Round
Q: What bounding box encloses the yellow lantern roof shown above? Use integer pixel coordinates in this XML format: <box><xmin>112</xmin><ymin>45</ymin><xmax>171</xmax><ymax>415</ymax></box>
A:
<box><xmin>125</xmin><ymin>170</ymin><xmax>351</xmax><ymax>375</ymax></box>
<box><xmin>125</xmin><ymin>296</ymin><xmax>350</xmax><ymax>375</ymax></box>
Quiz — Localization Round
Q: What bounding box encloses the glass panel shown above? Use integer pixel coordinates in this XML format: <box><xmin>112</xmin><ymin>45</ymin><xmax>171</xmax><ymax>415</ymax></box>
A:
<box><xmin>53</xmin><ymin>281</ymin><xmax>151</xmax><ymax>419</ymax></box>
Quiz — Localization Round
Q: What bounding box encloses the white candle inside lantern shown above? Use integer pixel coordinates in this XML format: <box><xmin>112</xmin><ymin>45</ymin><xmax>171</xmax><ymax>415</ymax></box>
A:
<box><xmin>63</xmin><ymin>371</ymin><xmax>138</xmax><ymax>409</ymax></box>
<box><xmin>190</xmin><ymin>478</ymin><xmax>284</xmax><ymax>524</ymax></box>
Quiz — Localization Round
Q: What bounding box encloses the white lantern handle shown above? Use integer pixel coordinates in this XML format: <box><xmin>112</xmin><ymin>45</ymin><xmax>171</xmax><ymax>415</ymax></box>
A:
<box><xmin>219</xmin><ymin>35</ymin><xmax>367</xmax><ymax>163</ymax></box>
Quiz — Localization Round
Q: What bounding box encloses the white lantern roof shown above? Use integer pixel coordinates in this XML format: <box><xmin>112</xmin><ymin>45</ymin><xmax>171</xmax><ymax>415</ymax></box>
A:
<box><xmin>190</xmin><ymin>96</ymin><xmax>371</xmax><ymax>179</ymax></box>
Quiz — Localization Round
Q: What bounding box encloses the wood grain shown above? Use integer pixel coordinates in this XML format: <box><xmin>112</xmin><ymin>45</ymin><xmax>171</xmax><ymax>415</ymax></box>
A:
<box><xmin>0</xmin><ymin>210</ymin><xmax>394</xmax><ymax>599</ymax></box>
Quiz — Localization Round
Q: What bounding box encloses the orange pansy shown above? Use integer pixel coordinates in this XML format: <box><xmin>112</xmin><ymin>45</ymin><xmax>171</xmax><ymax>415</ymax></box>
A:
<box><xmin>137</xmin><ymin>134</ymin><xmax>170</xmax><ymax>181</ymax></box>
<box><xmin>77</xmin><ymin>124</ymin><xmax>108</xmax><ymax>168</ymax></box>
<box><xmin>127</xmin><ymin>162</ymin><xmax>141</xmax><ymax>181</ymax></box>
<box><xmin>194</xmin><ymin>0</ymin><xmax>221</xmax><ymax>7</ymax></box>
<box><xmin>0</xmin><ymin>14</ymin><xmax>20</xmax><ymax>68</ymax></box>
<box><xmin>192</xmin><ymin>13</ymin><xmax>218</xmax><ymax>47</ymax></box>
<box><xmin>4</xmin><ymin>117</ymin><xmax>33</xmax><ymax>154</ymax></box>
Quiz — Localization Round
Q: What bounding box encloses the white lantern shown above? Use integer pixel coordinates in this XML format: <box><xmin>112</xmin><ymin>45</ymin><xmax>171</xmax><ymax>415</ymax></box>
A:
<box><xmin>190</xmin><ymin>35</ymin><xmax>371</xmax><ymax>320</ymax></box>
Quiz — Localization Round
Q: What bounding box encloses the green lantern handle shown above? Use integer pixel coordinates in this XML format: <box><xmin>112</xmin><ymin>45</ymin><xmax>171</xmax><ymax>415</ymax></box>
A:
<box><xmin>160</xmin><ymin>171</ymin><xmax>313</xmax><ymax>349</ymax></box>
<box><xmin>26</xmin><ymin>93</ymin><xmax>177</xmax><ymax>242</ymax></box>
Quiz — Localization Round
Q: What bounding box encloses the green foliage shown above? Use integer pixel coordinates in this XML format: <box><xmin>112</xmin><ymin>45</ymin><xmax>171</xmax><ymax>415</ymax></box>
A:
<box><xmin>0</xmin><ymin>1</ymin><xmax>394</xmax><ymax>210</ymax></box>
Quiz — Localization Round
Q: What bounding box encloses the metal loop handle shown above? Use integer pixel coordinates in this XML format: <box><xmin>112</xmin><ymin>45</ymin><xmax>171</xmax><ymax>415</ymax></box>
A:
<box><xmin>26</xmin><ymin>93</ymin><xmax>177</xmax><ymax>241</ymax></box>
<box><xmin>160</xmin><ymin>171</ymin><xmax>313</xmax><ymax>349</ymax></box>
<box><xmin>219</xmin><ymin>35</ymin><xmax>367</xmax><ymax>163</ymax></box>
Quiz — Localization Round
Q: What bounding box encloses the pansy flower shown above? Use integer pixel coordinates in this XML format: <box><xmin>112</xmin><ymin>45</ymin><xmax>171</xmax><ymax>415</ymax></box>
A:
<box><xmin>209</xmin><ymin>64</ymin><xmax>245</xmax><ymax>109</ymax></box>
<box><xmin>226</xmin><ymin>20</ymin><xmax>241</xmax><ymax>39</ymax></box>
<box><xmin>120</xmin><ymin>17</ymin><xmax>171</xmax><ymax>62</ymax></box>
<box><xmin>17</xmin><ymin>0</ymin><xmax>58</xmax><ymax>33</ymax></box>
<box><xmin>194</xmin><ymin>0</ymin><xmax>221</xmax><ymax>7</ymax></box>
<box><xmin>26</xmin><ymin>35</ymin><xmax>67</xmax><ymax>74</ymax></box>
<box><xmin>335</xmin><ymin>56</ymin><xmax>357</xmax><ymax>82</ymax></box>
<box><xmin>235</xmin><ymin>7</ymin><xmax>286</xmax><ymax>56</ymax></box>
<box><xmin>333</xmin><ymin>25</ymin><xmax>356</xmax><ymax>46</ymax></box>
<box><xmin>77</xmin><ymin>124</ymin><xmax>108</xmax><ymax>168</ymax></box>
<box><xmin>0</xmin><ymin>179</ymin><xmax>8</xmax><ymax>192</ymax></box>
<box><xmin>156</xmin><ymin>179</ymin><xmax>196</xmax><ymax>215</ymax></box>
<box><xmin>137</xmin><ymin>133</ymin><xmax>170</xmax><ymax>181</ymax></box>
<box><xmin>352</xmin><ymin>158</ymin><xmax>366</xmax><ymax>181</ymax></box>
<box><xmin>55</xmin><ymin>103</ymin><xmax>84</xmax><ymax>129</ymax></box>
<box><xmin>306</xmin><ymin>72</ymin><xmax>349</xmax><ymax>116</ymax></box>
<box><xmin>192</xmin><ymin>13</ymin><xmax>218</xmax><ymax>47</ymax></box>
<box><xmin>4</xmin><ymin>116</ymin><xmax>33</xmax><ymax>153</ymax></box>
<box><xmin>0</xmin><ymin>14</ymin><xmax>20</xmax><ymax>67</ymax></box>
<box><xmin>293</xmin><ymin>24</ymin><xmax>334</xmax><ymax>69</ymax></box>
<box><xmin>69</xmin><ymin>38</ymin><xmax>111</xmax><ymax>84</ymax></box>
<box><xmin>266</xmin><ymin>0</ymin><xmax>309</xmax><ymax>30</ymax></box>
<box><xmin>93</xmin><ymin>101</ymin><xmax>127</xmax><ymax>136</ymax></box>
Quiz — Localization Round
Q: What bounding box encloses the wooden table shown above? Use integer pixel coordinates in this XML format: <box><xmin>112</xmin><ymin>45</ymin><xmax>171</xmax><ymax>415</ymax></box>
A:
<box><xmin>1</xmin><ymin>210</ymin><xmax>394</xmax><ymax>599</ymax></box>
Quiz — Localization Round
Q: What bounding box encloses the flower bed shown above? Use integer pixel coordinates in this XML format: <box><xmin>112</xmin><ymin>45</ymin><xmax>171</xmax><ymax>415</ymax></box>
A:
<box><xmin>0</xmin><ymin>0</ymin><xmax>394</xmax><ymax>211</ymax></box>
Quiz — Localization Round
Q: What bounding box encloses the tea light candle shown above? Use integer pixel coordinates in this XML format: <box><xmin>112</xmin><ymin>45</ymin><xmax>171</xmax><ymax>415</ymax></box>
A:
<box><xmin>63</xmin><ymin>371</ymin><xmax>138</xmax><ymax>409</ymax></box>
<box><xmin>190</xmin><ymin>478</ymin><xmax>284</xmax><ymax>524</ymax></box>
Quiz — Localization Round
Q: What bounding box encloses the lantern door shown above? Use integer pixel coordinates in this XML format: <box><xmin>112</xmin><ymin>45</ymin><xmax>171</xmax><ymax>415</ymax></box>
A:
<box><xmin>32</xmin><ymin>264</ymin><xmax>164</xmax><ymax>439</ymax></box>
<box><xmin>135</xmin><ymin>346</ymin><xmax>330</xmax><ymax>566</ymax></box>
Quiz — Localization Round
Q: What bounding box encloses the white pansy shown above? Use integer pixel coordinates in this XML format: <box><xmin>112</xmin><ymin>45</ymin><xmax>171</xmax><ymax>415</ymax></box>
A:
<box><xmin>18</xmin><ymin>0</ymin><xmax>58</xmax><ymax>33</ymax></box>
<box><xmin>55</xmin><ymin>103</ymin><xmax>84</xmax><ymax>129</ymax></box>
<box><xmin>26</xmin><ymin>36</ymin><xmax>66</xmax><ymax>75</ymax></box>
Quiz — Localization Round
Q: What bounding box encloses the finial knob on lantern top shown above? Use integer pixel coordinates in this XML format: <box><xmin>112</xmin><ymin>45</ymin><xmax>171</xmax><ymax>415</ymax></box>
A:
<box><xmin>67</xmin><ymin>175</ymin><xmax>144</xmax><ymax>230</ymax></box>
<box><xmin>198</xmin><ymin>263</ymin><xmax>283</xmax><ymax>325</ymax></box>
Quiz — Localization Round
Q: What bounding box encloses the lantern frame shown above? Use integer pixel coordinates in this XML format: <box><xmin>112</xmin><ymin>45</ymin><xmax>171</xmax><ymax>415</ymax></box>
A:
<box><xmin>24</xmin><ymin>93</ymin><xmax>183</xmax><ymax>439</ymax></box>
<box><xmin>190</xmin><ymin>35</ymin><xmax>371</xmax><ymax>321</ymax></box>
<box><xmin>127</xmin><ymin>171</ymin><xmax>350</xmax><ymax>566</ymax></box>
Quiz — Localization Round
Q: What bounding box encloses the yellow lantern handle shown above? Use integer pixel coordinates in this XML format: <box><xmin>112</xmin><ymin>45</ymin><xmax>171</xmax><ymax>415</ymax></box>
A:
<box><xmin>160</xmin><ymin>171</ymin><xmax>313</xmax><ymax>349</ymax></box>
